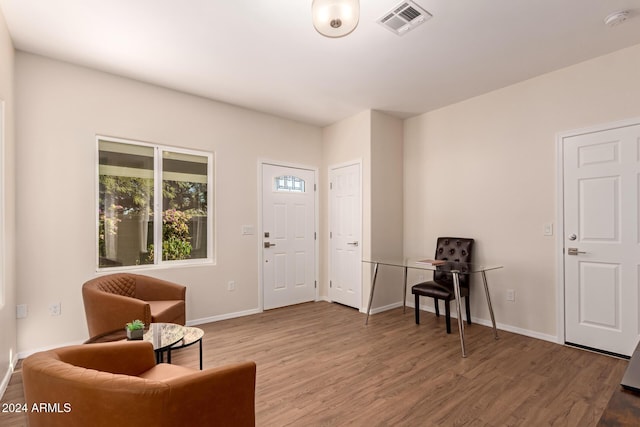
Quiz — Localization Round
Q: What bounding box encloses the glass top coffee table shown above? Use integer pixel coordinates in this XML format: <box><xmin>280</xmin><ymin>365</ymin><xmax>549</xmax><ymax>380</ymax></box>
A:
<box><xmin>166</xmin><ymin>326</ymin><xmax>205</xmax><ymax>370</ymax></box>
<box><xmin>146</xmin><ymin>324</ymin><xmax>205</xmax><ymax>370</ymax></box>
<box><xmin>143</xmin><ymin>323</ymin><xmax>185</xmax><ymax>363</ymax></box>
<box><xmin>142</xmin><ymin>323</ymin><xmax>184</xmax><ymax>359</ymax></box>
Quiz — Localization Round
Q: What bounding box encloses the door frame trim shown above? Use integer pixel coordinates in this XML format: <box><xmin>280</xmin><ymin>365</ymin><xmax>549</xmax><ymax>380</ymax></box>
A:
<box><xmin>555</xmin><ymin>117</ymin><xmax>640</xmax><ymax>346</ymax></box>
<box><xmin>328</xmin><ymin>159</ymin><xmax>363</xmax><ymax>310</ymax></box>
<box><xmin>258</xmin><ymin>159</ymin><xmax>319</xmax><ymax>311</ymax></box>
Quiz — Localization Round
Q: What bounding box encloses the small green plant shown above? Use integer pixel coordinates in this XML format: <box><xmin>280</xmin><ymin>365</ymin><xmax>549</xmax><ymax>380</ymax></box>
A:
<box><xmin>125</xmin><ymin>319</ymin><xmax>145</xmax><ymax>331</ymax></box>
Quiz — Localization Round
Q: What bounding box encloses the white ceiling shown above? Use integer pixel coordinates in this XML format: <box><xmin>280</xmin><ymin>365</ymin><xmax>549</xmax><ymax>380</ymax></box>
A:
<box><xmin>1</xmin><ymin>0</ymin><xmax>640</xmax><ymax>126</ymax></box>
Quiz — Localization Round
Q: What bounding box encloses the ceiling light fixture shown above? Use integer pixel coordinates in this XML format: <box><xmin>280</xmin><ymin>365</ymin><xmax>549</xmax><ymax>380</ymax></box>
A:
<box><xmin>312</xmin><ymin>0</ymin><xmax>360</xmax><ymax>38</ymax></box>
<box><xmin>604</xmin><ymin>10</ymin><xmax>629</xmax><ymax>27</ymax></box>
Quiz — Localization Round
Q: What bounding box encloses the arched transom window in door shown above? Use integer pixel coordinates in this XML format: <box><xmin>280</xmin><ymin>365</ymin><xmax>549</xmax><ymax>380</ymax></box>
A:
<box><xmin>274</xmin><ymin>175</ymin><xmax>306</xmax><ymax>193</ymax></box>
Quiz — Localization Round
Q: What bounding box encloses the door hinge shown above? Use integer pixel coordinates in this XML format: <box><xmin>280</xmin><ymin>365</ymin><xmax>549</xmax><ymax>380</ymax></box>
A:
<box><xmin>330</xmin><ymin>280</ymin><xmax>332</xmax><ymax>288</ymax></box>
<box><xmin>315</xmin><ymin>280</ymin><xmax>317</xmax><ymax>289</ymax></box>
<box><xmin>330</xmin><ymin>182</ymin><xmax>333</xmax><ymax>190</ymax></box>
<box><xmin>330</xmin><ymin>231</ymin><xmax>332</xmax><ymax>238</ymax></box>
<box><xmin>314</xmin><ymin>183</ymin><xmax>317</xmax><ymax>191</ymax></box>
<box><xmin>314</xmin><ymin>232</ymin><xmax>317</xmax><ymax>240</ymax></box>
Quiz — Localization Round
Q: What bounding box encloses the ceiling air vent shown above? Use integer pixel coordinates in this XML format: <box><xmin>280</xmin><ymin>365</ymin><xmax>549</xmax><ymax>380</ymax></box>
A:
<box><xmin>378</xmin><ymin>1</ymin><xmax>432</xmax><ymax>36</ymax></box>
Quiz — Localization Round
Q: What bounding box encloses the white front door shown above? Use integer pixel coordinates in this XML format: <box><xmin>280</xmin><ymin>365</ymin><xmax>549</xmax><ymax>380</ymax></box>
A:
<box><xmin>563</xmin><ymin>123</ymin><xmax>640</xmax><ymax>356</ymax></box>
<box><xmin>329</xmin><ymin>162</ymin><xmax>362</xmax><ymax>309</ymax></box>
<box><xmin>262</xmin><ymin>164</ymin><xmax>316</xmax><ymax>310</ymax></box>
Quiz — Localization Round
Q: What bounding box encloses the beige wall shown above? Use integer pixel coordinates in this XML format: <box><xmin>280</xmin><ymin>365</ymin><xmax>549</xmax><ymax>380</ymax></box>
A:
<box><xmin>15</xmin><ymin>52</ymin><xmax>322</xmax><ymax>353</ymax></box>
<box><xmin>0</xmin><ymin>7</ymin><xmax>16</xmax><ymax>390</ymax></box>
<box><xmin>9</xmin><ymin>25</ymin><xmax>640</xmax><ymax>357</ymax></box>
<box><xmin>320</xmin><ymin>110</ymin><xmax>404</xmax><ymax>310</ymax></box>
<box><xmin>320</xmin><ymin>110</ymin><xmax>370</xmax><ymax>304</ymax></box>
<box><xmin>404</xmin><ymin>43</ymin><xmax>640</xmax><ymax>338</ymax></box>
<box><xmin>370</xmin><ymin>111</ymin><xmax>404</xmax><ymax>309</ymax></box>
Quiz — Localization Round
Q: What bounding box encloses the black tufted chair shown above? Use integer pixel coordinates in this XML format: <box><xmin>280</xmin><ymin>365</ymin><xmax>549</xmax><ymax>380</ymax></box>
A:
<box><xmin>412</xmin><ymin>237</ymin><xmax>474</xmax><ymax>333</ymax></box>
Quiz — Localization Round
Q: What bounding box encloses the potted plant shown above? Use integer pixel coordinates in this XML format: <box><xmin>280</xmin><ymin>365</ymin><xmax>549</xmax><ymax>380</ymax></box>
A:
<box><xmin>125</xmin><ymin>319</ymin><xmax>145</xmax><ymax>340</ymax></box>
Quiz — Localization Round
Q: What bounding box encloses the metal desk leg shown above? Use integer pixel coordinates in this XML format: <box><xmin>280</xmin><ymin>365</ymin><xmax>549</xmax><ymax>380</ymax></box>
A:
<box><xmin>481</xmin><ymin>271</ymin><xmax>498</xmax><ymax>340</ymax></box>
<box><xmin>199</xmin><ymin>339</ymin><xmax>203</xmax><ymax>370</ymax></box>
<box><xmin>452</xmin><ymin>271</ymin><xmax>466</xmax><ymax>358</ymax></box>
<box><xmin>402</xmin><ymin>266</ymin><xmax>408</xmax><ymax>314</ymax></box>
<box><xmin>365</xmin><ymin>262</ymin><xmax>379</xmax><ymax>325</ymax></box>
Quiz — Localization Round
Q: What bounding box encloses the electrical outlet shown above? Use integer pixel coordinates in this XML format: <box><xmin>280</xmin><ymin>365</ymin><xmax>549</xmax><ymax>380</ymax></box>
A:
<box><xmin>227</xmin><ymin>281</ymin><xmax>236</xmax><ymax>291</ymax></box>
<box><xmin>506</xmin><ymin>289</ymin><xmax>515</xmax><ymax>302</ymax></box>
<box><xmin>16</xmin><ymin>304</ymin><xmax>27</xmax><ymax>319</ymax></box>
<box><xmin>49</xmin><ymin>302</ymin><xmax>61</xmax><ymax>316</ymax></box>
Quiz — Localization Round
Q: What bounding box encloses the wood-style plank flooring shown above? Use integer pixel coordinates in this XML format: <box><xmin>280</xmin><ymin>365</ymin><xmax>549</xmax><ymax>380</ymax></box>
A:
<box><xmin>0</xmin><ymin>302</ymin><xmax>629</xmax><ymax>426</ymax></box>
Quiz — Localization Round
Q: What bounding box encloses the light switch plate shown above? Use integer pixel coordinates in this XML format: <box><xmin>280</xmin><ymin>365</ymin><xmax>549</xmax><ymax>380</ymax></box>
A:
<box><xmin>16</xmin><ymin>304</ymin><xmax>27</xmax><ymax>319</ymax></box>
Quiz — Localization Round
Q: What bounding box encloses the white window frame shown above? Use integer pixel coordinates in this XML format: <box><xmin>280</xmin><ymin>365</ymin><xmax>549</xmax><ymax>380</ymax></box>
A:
<box><xmin>96</xmin><ymin>135</ymin><xmax>215</xmax><ymax>271</ymax></box>
<box><xmin>0</xmin><ymin>101</ymin><xmax>4</xmax><ymax>307</ymax></box>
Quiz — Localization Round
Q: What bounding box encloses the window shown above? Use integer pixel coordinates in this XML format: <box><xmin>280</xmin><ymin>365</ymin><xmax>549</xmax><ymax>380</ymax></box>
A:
<box><xmin>0</xmin><ymin>101</ymin><xmax>4</xmax><ymax>306</ymax></box>
<box><xmin>98</xmin><ymin>137</ymin><xmax>213</xmax><ymax>268</ymax></box>
<box><xmin>274</xmin><ymin>175</ymin><xmax>306</xmax><ymax>193</ymax></box>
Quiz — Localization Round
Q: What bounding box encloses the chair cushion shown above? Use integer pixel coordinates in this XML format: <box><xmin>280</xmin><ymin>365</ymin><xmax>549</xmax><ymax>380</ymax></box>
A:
<box><xmin>412</xmin><ymin>281</ymin><xmax>452</xmax><ymax>299</ymax></box>
<box><xmin>139</xmin><ymin>363</ymin><xmax>196</xmax><ymax>382</ymax></box>
<box><xmin>148</xmin><ymin>300</ymin><xmax>185</xmax><ymax>324</ymax></box>
<box><xmin>412</xmin><ymin>280</ymin><xmax>469</xmax><ymax>300</ymax></box>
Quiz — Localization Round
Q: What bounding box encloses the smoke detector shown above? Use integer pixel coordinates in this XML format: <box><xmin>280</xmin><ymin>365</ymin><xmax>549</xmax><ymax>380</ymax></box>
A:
<box><xmin>604</xmin><ymin>10</ymin><xmax>629</xmax><ymax>27</ymax></box>
<box><xmin>378</xmin><ymin>1</ymin><xmax>432</xmax><ymax>36</ymax></box>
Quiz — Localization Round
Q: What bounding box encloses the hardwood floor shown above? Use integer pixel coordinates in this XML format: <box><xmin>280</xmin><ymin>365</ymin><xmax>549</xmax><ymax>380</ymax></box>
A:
<box><xmin>0</xmin><ymin>302</ymin><xmax>629</xmax><ymax>426</ymax></box>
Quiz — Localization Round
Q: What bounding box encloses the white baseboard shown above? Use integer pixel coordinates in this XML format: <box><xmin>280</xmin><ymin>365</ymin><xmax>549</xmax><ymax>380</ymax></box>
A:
<box><xmin>15</xmin><ymin>310</ymin><xmax>262</xmax><ymax>361</ymax></box>
<box><xmin>382</xmin><ymin>300</ymin><xmax>558</xmax><ymax>344</ymax></box>
<box><xmin>187</xmin><ymin>307</ymin><xmax>262</xmax><ymax>326</ymax></box>
<box><xmin>0</xmin><ymin>368</ymin><xmax>11</xmax><ymax>401</ymax></box>
<box><xmin>474</xmin><ymin>317</ymin><xmax>557</xmax><ymax>343</ymax></box>
<box><xmin>18</xmin><ymin>339</ymin><xmax>85</xmax><ymax>360</ymax></box>
<box><xmin>13</xmin><ymin>301</ymin><xmax>558</xmax><ymax>369</ymax></box>
<box><xmin>1</xmin><ymin>349</ymin><xmax>21</xmax><ymax>400</ymax></box>
<box><xmin>363</xmin><ymin>301</ymin><xmax>404</xmax><ymax>315</ymax></box>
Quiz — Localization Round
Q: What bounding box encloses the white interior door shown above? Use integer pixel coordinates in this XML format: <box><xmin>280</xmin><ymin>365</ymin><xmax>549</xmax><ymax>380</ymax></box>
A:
<box><xmin>563</xmin><ymin>123</ymin><xmax>640</xmax><ymax>356</ymax></box>
<box><xmin>329</xmin><ymin>162</ymin><xmax>362</xmax><ymax>309</ymax></box>
<box><xmin>262</xmin><ymin>164</ymin><xmax>316</xmax><ymax>310</ymax></box>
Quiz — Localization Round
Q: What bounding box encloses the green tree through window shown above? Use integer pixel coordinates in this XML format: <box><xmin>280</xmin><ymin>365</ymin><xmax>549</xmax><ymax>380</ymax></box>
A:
<box><xmin>98</xmin><ymin>138</ymin><xmax>212</xmax><ymax>268</ymax></box>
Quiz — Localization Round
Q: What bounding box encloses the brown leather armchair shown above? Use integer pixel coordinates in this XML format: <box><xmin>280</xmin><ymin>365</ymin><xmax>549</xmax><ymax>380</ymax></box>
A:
<box><xmin>22</xmin><ymin>341</ymin><xmax>257</xmax><ymax>427</ymax></box>
<box><xmin>82</xmin><ymin>273</ymin><xmax>186</xmax><ymax>339</ymax></box>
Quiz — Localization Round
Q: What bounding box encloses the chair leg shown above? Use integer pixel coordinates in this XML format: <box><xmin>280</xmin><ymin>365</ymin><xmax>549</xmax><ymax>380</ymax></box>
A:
<box><xmin>465</xmin><ymin>295</ymin><xmax>472</xmax><ymax>325</ymax></box>
<box><xmin>414</xmin><ymin>294</ymin><xmax>420</xmax><ymax>324</ymax></box>
<box><xmin>445</xmin><ymin>300</ymin><xmax>451</xmax><ymax>334</ymax></box>
<box><xmin>434</xmin><ymin>298</ymin><xmax>440</xmax><ymax>317</ymax></box>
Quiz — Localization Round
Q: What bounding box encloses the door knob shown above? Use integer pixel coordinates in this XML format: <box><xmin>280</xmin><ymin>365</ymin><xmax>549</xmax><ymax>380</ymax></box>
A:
<box><xmin>568</xmin><ymin>234</ymin><xmax>577</xmax><ymax>241</ymax></box>
<box><xmin>347</xmin><ymin>241</ymin><xmax>359</xmax><ymax>246</ymax></box>
<box><xmin>567</xmin><ymin>247</ymin><xmax>586</xmax><ymax>255</ymax></box>
<box><xmin>264</xmin><ymin>242</ymin><xmax>276</xmax><ymax>248</ymax></box>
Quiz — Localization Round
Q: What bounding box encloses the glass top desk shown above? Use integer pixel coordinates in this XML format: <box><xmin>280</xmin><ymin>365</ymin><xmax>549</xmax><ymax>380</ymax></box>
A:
<box><xmin>362</xmin><ymin>258</ymin><xmax>503</xmax><ymax>358</ymax></box>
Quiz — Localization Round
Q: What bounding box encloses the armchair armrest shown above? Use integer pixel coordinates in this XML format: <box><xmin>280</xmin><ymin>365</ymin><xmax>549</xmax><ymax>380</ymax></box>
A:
<box><xmin>135</xmin><ymin>275</ymin><xmax>186</xmax><ymax>301</ymax></box>
<box><xmin>83</xmin><ymin>286</ymin><xmax>152</xmax><ymax>338</ymax></box>
<box><xmin>164</xmin><ymin>361</ymin><xmax>257</xmax><ymax>426</ymax></box>
<box><xmin>55</xmin><ymin>341</ymin><xmax>157</xmax><ymax>376</ymax></box>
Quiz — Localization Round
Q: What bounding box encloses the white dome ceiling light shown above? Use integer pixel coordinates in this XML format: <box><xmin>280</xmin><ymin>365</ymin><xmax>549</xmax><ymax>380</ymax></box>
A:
<box><xmin>604</xmin><ymin>10</ymin><xmax>629</xmax><ymax>27</ymax></box>
<box><xmin>312</xmin><ymin>0</ymin><xmax>360</xmax><ymax>38</ymax></box>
